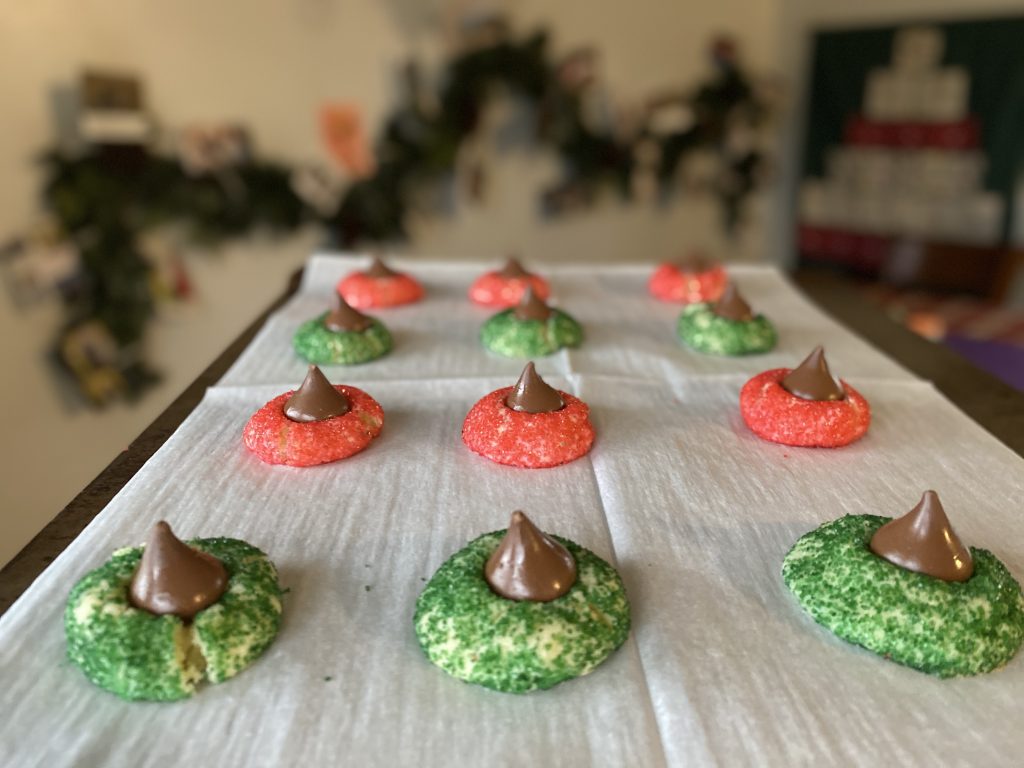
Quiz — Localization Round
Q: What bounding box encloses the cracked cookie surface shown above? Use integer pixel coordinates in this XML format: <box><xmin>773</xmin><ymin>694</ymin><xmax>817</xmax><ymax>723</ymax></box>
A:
<box><xmin>66</xmin><ymin>537</ymin><xmax>282</xmax><ymax>700</ymax></box>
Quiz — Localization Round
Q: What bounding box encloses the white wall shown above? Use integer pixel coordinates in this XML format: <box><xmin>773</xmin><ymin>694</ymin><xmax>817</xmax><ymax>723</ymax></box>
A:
<box><xmin>0</xmin><ymin>0</ymin><xmax>781</xmax><ymax>250</ymax></box>
<box><xmin>0</xmin><ymin>1</ymin><xmax>781</xmax><ymax>566</ymax></box>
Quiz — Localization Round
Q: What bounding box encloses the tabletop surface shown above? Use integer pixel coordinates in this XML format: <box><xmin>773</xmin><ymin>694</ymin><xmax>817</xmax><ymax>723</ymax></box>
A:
<box><xmin>1</xmin><ymin>266</ymin><xmax>1021</xmax><ymax>617</ymax></box>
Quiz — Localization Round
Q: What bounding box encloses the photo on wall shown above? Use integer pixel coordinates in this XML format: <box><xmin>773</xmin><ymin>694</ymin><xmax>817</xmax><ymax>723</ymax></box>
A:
<box><xmin>797</xmin><ymin>17</ymin><xmax>1024</xmax><ymax>298</ymax></box>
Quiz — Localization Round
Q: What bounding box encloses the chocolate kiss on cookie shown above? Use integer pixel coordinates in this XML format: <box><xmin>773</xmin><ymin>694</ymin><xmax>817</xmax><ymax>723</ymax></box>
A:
<box><xmin>672</xmin><ymin>252</ymin><xmax>712</xmax><ymax>272</ymax></box>
<box><xmin>284</xmin><ymin>365</ymin><xmax>350</xmax><ymax>422</ymax></box>
<box><xmin>485</xmin><ymin>511</ymin><xmax>577</xmax><ymax>601</ymax></box>
<box><xmin>713</xmin><ymin>283</ymin><xmax>754</xmax><ymax>322</ymax></box>
<box><xmin>781</xmin><ymin>346</ymin><xmax>845</xmax><ymax>401</ymax></box>
<box><xmin>870</xmin><ymin>491</ymin><xmax>974</xmax><ymax>582</ymax></box>
<box><xmin>514</xmin><ymin>286</ymin><xmax>552</xmax><ymax>321</ymax></box>
<box><xmin>505</xmin><ymin>362</ymin><xmax>564</xmax><ymax>413</ymax></box>
<box><xmin>365</xmin><ymin>255</ymin><xmax>399</xmax><ymax>278</ymax></box>
<box><xmin>129</xmin><ymin>522</ymin><xmax>228</xmax><ymax>619</ymax></box>
<box><xmin>498</xmin><ymin>257</ymin><xmax>531</xmax><ymax>279</ymax></box>
<box><xmin>324</xmin><ymin>293</ymin><xmax>373</xmax><ymax>333</ymax></box>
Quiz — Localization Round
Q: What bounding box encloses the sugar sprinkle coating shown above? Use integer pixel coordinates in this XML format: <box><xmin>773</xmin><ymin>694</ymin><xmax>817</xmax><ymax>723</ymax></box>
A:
<box><xmin>462</xmin><ymin>387</ymin><xmax>595</xmax><ymax>468</ymax></box>
<box><xmin>415</xmin><ymin>530</ymin><xmax>630</xmax><ymax>693</ymax></box>
<box><xmin>648</xmin><ymin>263</ymin><xmax>727</xmax><ymax>303</ymax></box>
<box><xmin>468</xmin><ymin>272</ymin><xmax>551</xmax><ymax>308</ymax></box>
<box><xmin>243</xmin><ymin>385</ymin><xmax>384</xmax><ymax>466</ymax></box>
<box><xmin>480</xmin><ymin>309</ymin><xmax>583</xmax><ymax>358</ymax></box>
<box><xmin>740</xmin><ymin>368</ymin><xmax>870</xmax><ymax>448</ymax></box>
<box><xmin>292</xmin><ymin>313</ymin><xmax>393</xmax><ymax>365</ymax></box>
<box><xmin>783</xmin><ymin>514</ymin><xmax>1024</xmax><ymax>677</ymax></box>
<box><xmin>676</xmin><ymin>302</ymin><xmax>776</xmax><ymax>356</ymax></box>
<box><xmin>337</xmin><ymin>272</ymin><xmax>423</xmax><ymax>308</ymax></box>
<box><xmin>65</xmin><ymin>537</ymin><xmax>282</xmax><ymax>700</ymax></box>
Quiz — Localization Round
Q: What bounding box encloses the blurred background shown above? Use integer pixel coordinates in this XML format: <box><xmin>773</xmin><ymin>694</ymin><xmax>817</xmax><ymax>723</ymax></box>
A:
<box><xmin>2</xmin><ymin>0</ymin><xmax>1023</xmax><ymax>566</ymax></box>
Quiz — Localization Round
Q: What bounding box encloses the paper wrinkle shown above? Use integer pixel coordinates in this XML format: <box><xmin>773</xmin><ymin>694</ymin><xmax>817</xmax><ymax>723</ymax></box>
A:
<box><xmin>2</xmin><ymin>256</ymin><xmax>1022</xmax><ymax>768</ymax></box>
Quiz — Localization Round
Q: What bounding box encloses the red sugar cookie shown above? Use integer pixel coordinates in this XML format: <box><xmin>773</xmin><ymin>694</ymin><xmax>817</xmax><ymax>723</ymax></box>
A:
<box><xmin>648</xmin><ymin>262</ymin><xmax>727</xmax><ymax>304</ymax></box>
<box><xmin>462</xmin><ymin>388</ymin><xmax>595</xmax><ymax>469</ymax></box>
<box><xmin>243</xmin><ymin>386</ymin><xmax>384</xmax><ymax>466</ymax></box>
<box><xmin>740</xmin><ymin>369</ymin><xmax>870</xmax><ymax>448</ymax></box>
<box><xmin>337</xmin><ymin>257</ymin><xmax>423</xmax><ymax>308</ymax></box>
<box><xmin>468</xmin><ymin>272</ymin><xmax>550</xmax><ymax>308</ymax></box>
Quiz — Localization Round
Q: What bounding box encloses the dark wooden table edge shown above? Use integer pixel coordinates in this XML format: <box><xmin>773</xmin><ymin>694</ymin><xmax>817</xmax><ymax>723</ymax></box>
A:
<box><xmin>791</xmin><ymin>270</ymin><xmax>1024</xmax><ymax>459</ymax></box>
<box><xmin>2</xmin><ymin>266</ymin><xmax>1021</xmax><ymax>616</ymax></box>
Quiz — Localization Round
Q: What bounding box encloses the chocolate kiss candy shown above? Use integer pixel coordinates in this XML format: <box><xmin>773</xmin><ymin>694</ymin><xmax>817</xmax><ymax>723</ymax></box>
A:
<box><xmin>513</xmin><ymin>286</ymin><xmax>552</xmax><ymax>321</ymax></box>
<box><xmin>713</xmin><ymin>283</ymin><xmax>754</xmax><ymax>322</ymax></box>
<box><xmin>870</xmin><ymin>491</ymin><xmax>974</xmax><ymax>582</ymax></box>
<box><xmin>485</xmin><ymin>511</ymin><xmax>577</xmax><ymax>601</ymax></box>
<box><xmin>781</xmin><ymin>346</ymin><xmax>845</xmax><ymax>401</ymax></box>
<box><xmin>505</xmin><ymin>362</ymin><xmax>564</xmax><ymax>413</ymax></box>
<box><xmin>672</xmin><ymin>252</ymin><xmax>711</xmax><ymax>272</ymax></box>
<box><xmin>324</xmin><ymin>293</ymin><xmax>373</xmax><ymax>332</ymax></box>
<box><xmin>365</xmin><ymin>255</ymin><xmax>399</xmax><ymax>278</ymax></box>
<box><xmin>498</xmin><ymin>257</ymin><xmax>531</xmax><ymax>279</ymax></box>
<box><xmin>284</xmin><ymin>365</ymin><xmax>350</xmax><ymax>422</ymax></box>
<box><xmin>129</xmin><ymin>521</ymin><xmax>228</xmax><ymax>619</ymax></box>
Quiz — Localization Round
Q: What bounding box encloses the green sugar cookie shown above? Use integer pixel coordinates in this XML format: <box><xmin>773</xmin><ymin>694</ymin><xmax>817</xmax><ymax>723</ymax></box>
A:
<box><xmin>66</xmin><ymin>537</ymin><xmax>283</xmax><ymax>700</ymax></box>
<box><xmin>782</xmin><ymin>514</ymin><xmax>1024</xmax><ymax>677</ymax></box>
<box><xmin>414</xmin><ymin>530</ymin><xmax>630</xmax><ymax>693</ymax></box>
<box><xmin>480</xmin><ymin>309</ymin><xmax>583</xmax><ymax>358</ymax></box>
<box><xmin>293</xmin><ymin>312</ymin><xmax>392</xmax><ymax>365</ymax></box>
<box><xmin>676</xmin><ymin>303</ymin><xmax>776</xmax><ymax>356</ymax></box>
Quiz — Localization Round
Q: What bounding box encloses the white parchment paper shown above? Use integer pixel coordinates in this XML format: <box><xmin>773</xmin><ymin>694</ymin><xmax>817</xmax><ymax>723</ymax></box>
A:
<box><xmin>0</xmin><ymin>379</ymin><xmax>664</xmax><ymax>768</ymax></box>
<box><xmin>1</xmin><ymin>256</ymin><xmax>1021</xmax><ymax>768</ymax></box>
<box><xmin>582</xmin><ymin>375</ymin><xmax>1024</xmax><ymax>766</ymax></box>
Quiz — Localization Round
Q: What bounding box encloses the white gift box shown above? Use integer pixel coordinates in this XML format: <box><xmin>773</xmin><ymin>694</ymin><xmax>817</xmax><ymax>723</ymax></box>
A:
<box><xmin>890</xmin><ymin>194</ymin><xmax>932</xmax><ymax>236</ymax></box>
<box><xmin>923</xmin><ymin>68</ymin><xmax>969</xmax><ymax>123</ymax></box>
<box><xmin>851</xmin><ymin>148</ymin><xmax>895</xmax><ymax>192</ymax></box>
<box><xmin>892</xmin><ymin>26</ymin><xmax>945</xmax><ymax>73</ymax></box>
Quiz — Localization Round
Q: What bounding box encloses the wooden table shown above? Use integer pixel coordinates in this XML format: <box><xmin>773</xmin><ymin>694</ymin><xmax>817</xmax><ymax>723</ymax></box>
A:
<box><xmin>2</xmin><ymin>268</ymin><xmax>1021</xmax><ymax>616</ymax></box>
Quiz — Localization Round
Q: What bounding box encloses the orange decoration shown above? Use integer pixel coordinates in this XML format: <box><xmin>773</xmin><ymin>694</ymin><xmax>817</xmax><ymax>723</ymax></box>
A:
<box><xmin>319</xmin><ymin>104</ymin><xmax>375</xmax><ymax>178</ymax></box>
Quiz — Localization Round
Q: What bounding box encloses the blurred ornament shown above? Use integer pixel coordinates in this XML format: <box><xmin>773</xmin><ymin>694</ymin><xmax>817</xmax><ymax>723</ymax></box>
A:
<box><xmin>1</xmin><ymin>220</ymin><xmax>82</xmax><ymax>308</ymax></box>
<box><xmin>56</xmin><ymin>320</ymin><xmax>127</xmax><ymax>406</ymax></box>
<box><xmin>140</xmin><ymin>232</ymin><xmax>192</xmax><ymax>303</ymax></box>
<box><xmin>178</xmin><ymin>124</ymin><xmax>251</xmax><ymax>176</ymax></box>
<box><xmin>320</xmin><ymin>104</ymin><xmax>376</xmax><ymax>178</ymax></box>
<box><xmin>711</xmin><ymin>36</ymin><xmax>738</xmax><ymax>69</ymax></box>
<box><xmin>906</xmin><ymin>310</ymin><xmax>948</xmax><ymax>341</ymax></box>
<box><xmin>558</xmin><ymin>47</ymin><xmax>598</xmax><ymax>92</ymax></box>
<box><xmin>291</xmin><ymin>165</ymin><xmax>346</xmax><ymax>217</ymax></box>
<box><xmin>77</xmin><ymin>70</ymin><xmax>153</xmax><ymax>147</ymax></box>
<box><xmin>454</xmin><ymin>10</ymin><xmax>510</xmax><ymax>52</ymax></box>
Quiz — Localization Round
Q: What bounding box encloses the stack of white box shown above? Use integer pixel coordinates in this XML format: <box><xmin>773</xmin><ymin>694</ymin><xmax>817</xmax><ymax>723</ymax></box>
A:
<box><xmin>800</xmin><ymin>27</ymin><xmax>1005</xmax><ymax>245</ymax></box>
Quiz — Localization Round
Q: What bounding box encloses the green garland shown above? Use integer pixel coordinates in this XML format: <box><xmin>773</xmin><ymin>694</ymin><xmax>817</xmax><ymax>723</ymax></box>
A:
<box><xmin>40</xmin><ymin>30</ymin><xmax>766</xmax><ymax>403</ymax></box>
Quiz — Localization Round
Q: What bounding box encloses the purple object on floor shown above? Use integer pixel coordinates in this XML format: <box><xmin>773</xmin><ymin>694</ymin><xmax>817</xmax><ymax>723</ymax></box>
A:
<box><xmin>944</xmin><ymin>335</ymin><xmax>1024</xmax><ymax>391</ymax></box>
